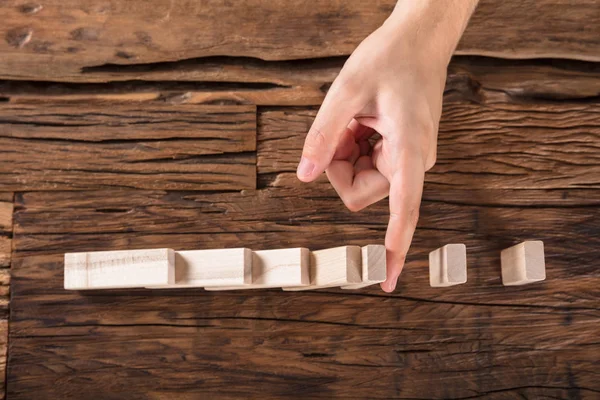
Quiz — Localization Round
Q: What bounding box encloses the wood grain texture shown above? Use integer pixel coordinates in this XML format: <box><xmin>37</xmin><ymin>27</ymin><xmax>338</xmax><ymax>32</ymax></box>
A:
<box><xmin>1</xmin><ymin>3</ymin><xmax>598</xmax><ymax>396</ymax></box>
<box><xmin>0</xmin><ymin>319</ymin><xmax>6</xmax><ymax>400</ymax></box>
<box><xmin>64</xmin><ymin>248</ymin><xmax>175</xmax><ymax>290</ymax></box>
<box><xmin>8</xmin><ymin>188</ymin><xmax>600</xmax><ymax>399</ymax></box>
<box><xmin>9</xmin><ymin>258</ymin><xmax>600</xmax><ymax>400</ymax></box>
<box><xmin>205</xmin><ymin>248</ymin><xmax>310</xmax><ymax>290</ymax></box>
<box><xmin>0</xmin><ymin>195</ymin><xmax>11</xmax><ymax>399</ymax></box>
<box><xmin>153</xmin><ymin>249</ymin><xmax>252</xmax><ymax>289</ymax></box>
<box><xmin>2</xmin><ymin>56</ymin><xmax>599</xmax><ymax>107</ymax></box>
<box><xmin>264</xmin><ymin>172</ymin><xmax>600</xmax><ymax>207</ymax></box>
<box><xmin>0</xmin><ymin>0</ymin><xmax>599</xmax><ymax>82</ymax></box>
<box><xmin>258</xmin><ymin>101</ymin><xmax>600</xmax><ymax>189</ymax></box>
<box><xmin>11</xmin><ymin>188</ymin><xmax>600</xmax><ymax>307</ymax></box>
<box><xmin>0</xmin><ymin>238</ymin><xmax>10</xmax><ymax>270</ymax></box>
<box><xmin>0</xmin><ymin>201</ymin><xmax>11</xmax><ymax>233</ymax></box>
<box><xmin>0</xmin><ymin>104</ymin><xmax>257</xmax><ymax>191</ymax></box>
<box><xmin>0</xmin><ymin>197</ymin><xmax>12</xmax><ymax>269</ymax></box>
<box><xmin>0</xmin><ymin>270</ymin><xmax>9</xmax><ymax>320</ymax></box>
<box><xmin>0</xmin><ymin>270</ymin><xmax>10</xmax><ymax>400</ymax></box>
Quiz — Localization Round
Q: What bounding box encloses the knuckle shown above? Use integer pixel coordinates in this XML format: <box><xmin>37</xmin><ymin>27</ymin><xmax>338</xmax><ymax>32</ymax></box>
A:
<box><xmin>344</xmin><ymin>198</ymin><xmax>364</xmax><ymax>213</ymax></box>
<box><xmin>341</xmin><ymin>193</ymin><xmax>364</xmax><ymax>213</ymax></box>
<box><xmin>330</xmin><ymin>75</ymin><xmax>359</xmax><ymax>98</ymax></box>
<box><xmin>304</xmin><ymin>127</ymin><xmax>327</xmax><ymax>153</ymax></box>
<box><xmin>389</xmin><ymin>205</ymin><xmax>420</xmax><ymax>228</ymax></box>
<box><xmin>409</xmin><ymin>207</ymin><xmax>420</xmax><ymax>228</ymax></box>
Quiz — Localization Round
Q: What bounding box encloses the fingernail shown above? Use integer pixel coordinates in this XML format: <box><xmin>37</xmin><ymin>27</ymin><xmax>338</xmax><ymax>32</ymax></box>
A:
<box><xmin>297</xmin><ymin>157</ymin><xmax>315</xmax><ymax>178</ymax></box>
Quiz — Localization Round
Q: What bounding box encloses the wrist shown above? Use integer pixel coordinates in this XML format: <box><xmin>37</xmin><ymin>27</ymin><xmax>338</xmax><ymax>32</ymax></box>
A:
<box><xmin>384</xmin><ymin>0</ymin><xmax>478</xmax><ymax>66</ymax></box>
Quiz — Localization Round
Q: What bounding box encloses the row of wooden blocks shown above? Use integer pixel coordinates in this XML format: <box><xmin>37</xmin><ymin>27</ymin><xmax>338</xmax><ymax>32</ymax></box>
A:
<box><xmin>64</xmin><ymin>245</ymin><xmax>387</xmax><ymax>290</ymax></box>
<box><xmin>430</xmin><ymin>241</ymin><xmax>546</xmax><ymax>286</ymax></box>
<box><xmin>64</xmin><ymin>241</ymin><xmax>545</xmax><ymax>291</ymax></box>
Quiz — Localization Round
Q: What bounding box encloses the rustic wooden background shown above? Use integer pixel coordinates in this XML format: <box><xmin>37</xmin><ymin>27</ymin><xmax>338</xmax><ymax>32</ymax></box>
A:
<box><xmin>1</xmin><ymin>0</ymin><xmax>599</xmax><ymax>399</ymax></box>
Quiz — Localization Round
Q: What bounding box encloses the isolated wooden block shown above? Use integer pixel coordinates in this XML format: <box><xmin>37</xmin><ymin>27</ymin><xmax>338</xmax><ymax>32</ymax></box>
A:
<box><xmin>205</xmin><ymin>248</ymin><xmax>310</xmax><ymax>290</ymax></box>
<box><xmin>501</xmin><ymin>241</ymin><xmax>546</xmax><ymax>286</ymax></box>
<box><xmin>429</xmin><ymin>244</ymin><xmax>467</xmax><ymax>287</ymax></box>
<box><xmin>148</xmin><ymin>248</ymin><xmax>252</xmax><ymax>288</ymax></box>
<box><xmin>283</xmin><ymin>246</ymin><xmax>362</xmax><ymax>291</ymax></box>
<box><xmin>64</xmin><ymin>248</ymin><xmax>175</xmax><ymax>290</ymax></box>
<box><xmin>341</xmin><ymin>245</ymin><xmax>386</xmax><ymax>289</ymax></box>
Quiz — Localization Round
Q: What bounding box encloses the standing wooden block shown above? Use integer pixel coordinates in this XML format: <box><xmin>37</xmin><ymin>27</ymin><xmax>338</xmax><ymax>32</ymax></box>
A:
<box><xmin>341</xmin><ymin>245</ymin><xmax>386</xmax><ymax>289</ymax></box>
<box><xmin>501</xmin><ymin>241</ymin><xmax>546</xmax><ymax>286</ymax></box>
<box><xmin>64</xmin><ymin>249</ymin><xmax>175</xmax><ymax>290</ymax></box>
<box><xmin>150</xmin><ymin>248</ymin><xmax>252</xmax><ymax>288</ymax></box>
<box><xmin>205</xmin><ymin>248</ymin><xmax>310</xmax><ymax>290</ymax></box>
<box><xmin>429</xmin><ymin>244</ymin><xmax>467</xmax><ymax>287</ymax></box>
<box><xmin>283</xmin><ymin>246</ymin><xmax>361</xmax><ymax>291</ymax></box>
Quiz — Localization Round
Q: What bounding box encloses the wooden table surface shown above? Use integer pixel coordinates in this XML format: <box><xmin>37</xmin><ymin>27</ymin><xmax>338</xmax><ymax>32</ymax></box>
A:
<box><xmin>1</xmin><ymin>1</ymin><xmax>599</xmax><ymax>399</ymax></box>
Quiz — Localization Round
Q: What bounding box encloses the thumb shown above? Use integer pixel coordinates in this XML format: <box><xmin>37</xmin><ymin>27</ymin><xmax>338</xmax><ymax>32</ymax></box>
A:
<box><xmin>297</xmin><ymin>80</ymin><xmax>364</xmax><ymax>182</ymax></box>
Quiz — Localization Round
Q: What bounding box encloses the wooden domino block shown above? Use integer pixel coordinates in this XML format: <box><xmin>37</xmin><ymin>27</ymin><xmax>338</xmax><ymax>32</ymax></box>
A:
<box><xmin>501</xmin><ymin>241</ymin><xmax>545</xmax><ymax>286</ymax></box>
<box><xmin>64</xmin><ymin>248</ymin><xmax>175</xmax><ymax>290</ymax></box>
<box><xmin>341</xmin><ymin>245</ymin><xmax>386</xmax><ymax>289</ymax></box>
<box><xmin>150</xmin><ymin>248</ymin><xmax>252</xmax><ymax>288</ymax></box>
<box><xmin>283</xmin><ymin>245</ymin><xmax>361</xmax><ymax>291</ymax></box>
<box><xmin>205</xmin><ymin>248</ymin><xmax>310</xmax><ymax>290</ymax></box>
<box><xmin>429</xmin><ymin>244</ymin><xmax>467</xmax><ymax>287</ymax></box>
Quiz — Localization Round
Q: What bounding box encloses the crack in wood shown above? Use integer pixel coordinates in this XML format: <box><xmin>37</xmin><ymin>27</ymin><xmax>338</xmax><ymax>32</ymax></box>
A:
<box><xmin>1</xmin><ymin>56</ymin><xmax>599</xmax><ymax>105</ymax></box>
<box><xmin>81</xmin><ymin>55</ymin><xmax>348</xmax><ymax>75</ymax></box>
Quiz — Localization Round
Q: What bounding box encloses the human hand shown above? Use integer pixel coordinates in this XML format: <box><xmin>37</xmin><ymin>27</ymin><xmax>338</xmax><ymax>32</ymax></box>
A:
<box><xmin>296</xmin><ymin>1</ymin><xmax>478</xmax><ymax>292</ymax></box>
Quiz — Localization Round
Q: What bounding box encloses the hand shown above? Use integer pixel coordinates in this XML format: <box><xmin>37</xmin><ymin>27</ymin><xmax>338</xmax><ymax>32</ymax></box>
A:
<box><xmin>296</xmin><ymin>1</ymin><xmax>477</xmax><ymax>292</ymax></box>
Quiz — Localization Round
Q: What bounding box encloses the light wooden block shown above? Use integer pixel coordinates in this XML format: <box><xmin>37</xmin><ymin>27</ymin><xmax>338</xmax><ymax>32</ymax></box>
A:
<box><xmin>283</xmin><ymin>245</ymin><xmax>361</xmax><ymax>291</ymax></box>
<box><xmin>341</xmin><ymin>245</ymin><xmax>386</xmax><ymax>289</ymax></box>
<box><xmin>501</xmin><ymin>241</ymin><xmax>546</xmax><ymax>286</ymax></box>
<box><xmin>429</xmin><ymin>244</ymin><xmax>467</xmax><ymax>287</ymax></box>
<box><xmin>150</xmin><ymin>248</ymin><xmax>252</xmax><ymax>288</ymax></box>
<box><xmin>205</xmin><ymin>248</ymin><xmax>310</xmax><ymax>290</ymax></box>
<box><xmin>64</xmin><ymin>248</ymin><xmax>175</xmax><ymax>290</ymax></box>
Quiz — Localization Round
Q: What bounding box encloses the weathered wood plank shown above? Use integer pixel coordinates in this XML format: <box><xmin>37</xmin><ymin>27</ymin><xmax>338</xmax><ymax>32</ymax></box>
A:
<box><xmin>2</xmin><ymin>57</ymin><xmax>599</xmax><ymax>106</ymax></box>
<box><xmin>0</xmin><ymin>200</ymin><xmax>12</xmax><ymax>234</ymax></box>
<box><xmin>0</xmin><ymin>269</ymin><xmax>10</xmax><ymax>400</ymax></box>
<box><xmin>0</xmin><ymin>238</ymin><xmax>10</xmax><ymax>269</ymax></box>
<box><xmin>8</xmin><ymin>307</ymin><xmax>598</xmax><ymax>400</ymax></box>
<box><xmin>258</xmin><ymin>101</ymin><xmax>600</xmax><ymax>189</ymax></box>
<box><xmin>11</xmin><ymin>189</ymin><xmax>600</xmax><ymax>307</ymax></box>
<box><xmin>8</xmin><ymin>252</ymin><xmax>600</xmax><ymax>398</ymax></box>
<box><xmin>0</xmin><ymin>319</ymin><xmax>6</xmax><ymax>400</ymax></box>
<box><xmin>266</xmin><ymin>173</ymin><xmax>600</xmax><ymax>207</ymax></box>
<box><xmin>9</xmin><ymin>187</ymin><xmax>600</xmax><ymax>397</ymax></box>
<box><xmin>0</xmin><ymin>104</ymin><xmax>257</xmax><ymax>191</ymax></box>
<box><xmin>0</xmin><ymin>270</ymin><xmax>9</xmax><ymax>319</ymax></box>
<box><xmin>0</xmin><ymin>195</ymin><xmax>12</xmax><ymax>400</ymax></box>
<box><xmin>0</xmin><ymin>197</ymin><xmax>12</xmax><ymax>269</ymax></box>
<box><xmin>0</xmin><ymin>0</ymin><xmax>599</xmax><ymax>83</ymax></box>
<box><xmin>445</xmin><ymin>57</ymin><xmax>600</xmax><ymax>102</ymax></box>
